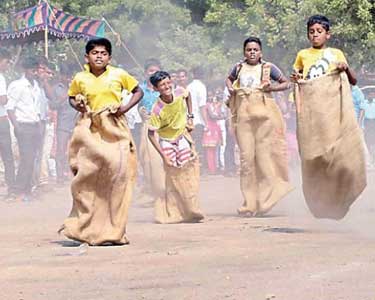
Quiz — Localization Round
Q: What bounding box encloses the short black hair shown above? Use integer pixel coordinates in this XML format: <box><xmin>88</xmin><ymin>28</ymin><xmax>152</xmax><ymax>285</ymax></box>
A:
<box><xmin>144</xmin><ymin>58</ymin><xmax>161</xmax><ymax>71</ymax></box>
<box><xmin>21</xmin><ymin>56</ymin><xmax>39</xmax><ymax>70</ymax></box>
<box><xmin>191</xmin><ymin>66</ymin><xmax>204</xmax><ymax>79</ymax></box>
<box><xmin>150</xmin><ymin>71</ymin><xmax>170</xmax><ymax>88</ymax></box>
<box><xmin>37</xmin><ymin>56</ymin><xmax>49</xmax><ymax>68</ymax></box>
<box><xmin>0</xmin><ymin>48</ymin><xmax>11</xmax><ymax>60</ymax></box>
<box><xmin>85</xmin><ymin>38</ymin><xmax>112</xmax><ymax>55</ymax></box>
<box><xmin>176</xmin><ymin>68</ymin><xmax>188</xmax><ymax>75</ymax></box>
<box><xmin>243</xmin><ymin>36</ymin><xmax>262</xmax><ymax>51</ymax></box>
<box><xmin>59</xmin><ymin>64</ymin><xmax>72</xmax><ymax>76</ymax></box>
<box><xmin>307</xmin><ymin>15</ymin><xmax>330</xmax><ymax>31</ymax></box>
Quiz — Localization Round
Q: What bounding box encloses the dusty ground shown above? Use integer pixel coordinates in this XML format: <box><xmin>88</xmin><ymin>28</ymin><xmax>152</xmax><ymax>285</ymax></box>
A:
<box><xmin>1</xmin><ymin>170</ymin><xmax>375</xmax><ymax>300</ymax></box>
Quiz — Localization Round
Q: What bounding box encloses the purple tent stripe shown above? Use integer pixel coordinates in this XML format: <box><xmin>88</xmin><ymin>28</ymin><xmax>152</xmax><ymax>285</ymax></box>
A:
<box><xmin>64</xmin><ymin>16</ymin><xmax>80</xmax><ymax>32</ymax></box>
<box><xmin>82</xmin><ymin>20</ymin><xmax>97</xmax><ymax>34</ymax></box>
<box><xmin>41</xmin><ymin>3</ymin><xmax>48</xmax><ymax>23</ymax></box>
<box><xmin>51</xmin><ymin>10</ymin><xmax>63</xmax><ymax>27</ymax></box>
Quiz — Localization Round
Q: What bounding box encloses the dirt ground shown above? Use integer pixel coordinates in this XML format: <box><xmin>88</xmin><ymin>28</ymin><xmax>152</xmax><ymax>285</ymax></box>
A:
<box><xmin>1</xmin><ymin>169</ymin><xmax>375</xmax><ymax>300</ymax></box>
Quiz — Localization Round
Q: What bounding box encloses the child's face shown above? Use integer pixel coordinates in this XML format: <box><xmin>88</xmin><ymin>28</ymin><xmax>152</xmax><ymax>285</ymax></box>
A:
<box><xmin>85</xmin><ymin>45</ymin><xmax>111</xmax><ymax>71</ymax></box>
<box><xmin>177</xmin><ymin>71</ymin><xmax>188</xmax><ymax>86</ymax></box>
<box><xmin>308</xmin><ymin>23</ymin><xmax>330</xmax><ymax>49</ymax></box>
<box><xmin>155</xmin><ymin>77</ymin><xmax>173</xmax><ymax>96</ymax></box>
<box><xmin>170</xmin><ymin>72</ymin><xmax>177</xmax><ymax>83</ymax></box>
<box><xmin>145</xmin><ymin>65</ymin><xmax>161</xmax><ymax>79</ymax></box>
<box><xmin>244</xmin><ymin>42</ymin><xmax>262</xmax><ymax>65</ymax></box>
<box><xmin>0</xmin><ymin>58</ymin><xmax>9</xmax><ymax>72</ymax></box>
<box><xmin>24</xmin><ymin>67</ymin><xmax>38</xmax><ymax>81</ymax></box>
<box><xmin>37</xmin><ymin>64</ymin><xmax>53</xmax><ymax>80</ymax></box>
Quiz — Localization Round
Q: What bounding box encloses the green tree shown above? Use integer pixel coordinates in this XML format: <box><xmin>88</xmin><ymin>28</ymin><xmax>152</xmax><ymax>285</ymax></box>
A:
<box><xmin>205</xmin><ymin>0</ymin><xmax>375</xmax><ymax>73</ymax></box>
<box><xmin>1</xmin><ymin>0</ymin><xmax>374</xmax><ymax>83</ymax></box>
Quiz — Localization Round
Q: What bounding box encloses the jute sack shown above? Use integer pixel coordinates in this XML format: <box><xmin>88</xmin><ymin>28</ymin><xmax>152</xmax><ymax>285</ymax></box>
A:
<box><xmin>231</xmin><ymin>88</ymin><xmax>292</xmax><ymax>215</ymax></box>
<box><xmin>154</xmin><ymin>132</ymin><xmax>204</xmax><ymax>224</ymax></box>
<box><xmin>62</xmin><ymin>108</ymin><xmax>137</xmax><ymax>245</ymax></box>
<box><xmin>295</xmin><ymin>72</ymin><xmax>366</xmax><ymax>219</ymax></box>
<box><xmin>139</xmin><ymin>123</ymin><xmax>165</xmax><ymax>197</ymax></box>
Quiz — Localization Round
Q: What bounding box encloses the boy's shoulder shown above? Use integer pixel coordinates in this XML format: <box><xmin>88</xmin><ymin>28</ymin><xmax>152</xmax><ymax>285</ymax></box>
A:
<box><xmin>297</xmin><ymin>47</ymin><xmax>344</xmax><ymax>55</ymax></box>
<box><xmin>297</xmin><ymin>48</ymin><xmax>311</xmax><ymax>55</ymax></box>
<box><xmin>8</xmin><ymin>76</ymin><xmax>28</xmax><ymax>88</ymax></box>
<box><xmin>73</xmin><ymin>65</ymin><xmax>131</xmax><ymax>79</ymax></box>
<box><xmin>150</xmin><ymin>98</ymin><xmax>165</xmax><ymax>117</ymax></box>
<box><xmin>72</xmin><ymin>68</ymin><xmax>89</xmax><ymax>81</ymax></box>
<box><xmin>107</xmin><ymin>65</ymin><xmax>130</xmax><ymax>76</ymax></box>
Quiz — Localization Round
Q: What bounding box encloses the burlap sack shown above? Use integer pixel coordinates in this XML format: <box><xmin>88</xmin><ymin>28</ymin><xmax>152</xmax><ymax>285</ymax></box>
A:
<box><xmin>295</xmin><ymin>72</ymin><xmax>366</xmax><ymax>219</ymax></box>
<box><xmin>154</xmin><ymin>133</ymin><xmax>204</xmax><ymax>224</ymax></box>
<box><xmin>231</xmin><ymin>88</ymin><xmax>292</xmax><ymax>216</ymax></box>
<box><xmin>139</xmin><ymin>123</ymin><xmax>165</xmax><ymax>197</ymax></box>
<box><xmin>62</xmin><ymin>108</ymin><xmax>137</xmax><ymax>245</ymax></box>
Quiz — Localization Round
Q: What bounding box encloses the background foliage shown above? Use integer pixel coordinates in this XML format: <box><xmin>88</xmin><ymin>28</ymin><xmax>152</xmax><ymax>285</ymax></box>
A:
<box><xmin>0</xmin><ymin>0</ymin><xmax>374</xmax><ymax>83</ymax></box>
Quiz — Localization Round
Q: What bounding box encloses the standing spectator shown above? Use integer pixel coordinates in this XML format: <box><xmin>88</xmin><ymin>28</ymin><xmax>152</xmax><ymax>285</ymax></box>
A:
<box><xmin>215</xmin><ymin>87</ymin><xmax>228</xmax><ymax>172</ymax></box>
<box><xmin>175</xmin><ymin>68</ymin><xmax>188</xmax><ymax>97</ymax></box>
<box><xmin>187</xmin><ymin>66</ymin><xmax>208</xmax><ymax>170</ymax></box>
<box><xmin>33</xmin><ymin>59</ymin><xmax>53</xmax><ymax>187</ymax></box>
<box><xmin>49</xmin><ymin>65</ymin><xmax>78</xmax><ymax>184</ymax></box>
<box><xmin>138</xmin><ymin>58</ymin><xmax>161</xmax><ymax>115</ymax></box>
<box><xmin>7</xmin><ymin>57</ymin><xmax>42</xmax><ymax>201</ymax></box>
<box><xmin>285</xmin><ymin>98</ymin><xmax>299</xmax><ymax>167</ymax></box>
<box><xmin>359</xmin><ymin>91</ymin><xmax>375</xmax><ymax>167</ymax></box>
<box><xmin>202</xmin><ymin>90</ymin><xmax>223</xmax><ymax>174</ymax></box>
<box><xmin>169</xmin><ymin>70</ymin><xmax>177</xmax><ymax>89</ymax></box>
<box><xmin>352</xmin><ymin>85</ymin><xmax>365</xmax><ymax>124</ymax></box>
<box><xmin>137</xmin><ymin>59</ymin><xmax>163</xmax><ymax>192</ymax></box>
<box><xmin>0</xmin><ymin>48</ymin><xmax>15</xmax><ymax>197</ymax></box>
<box><xmin>351</xmin><ymin>85</ymin><xmax>370</xmax><ymax>165</ymax></box>
<box><xmin>222</xmin><ymin>87</ymin><xmax>237</xmax><ymax>176</ymax></box>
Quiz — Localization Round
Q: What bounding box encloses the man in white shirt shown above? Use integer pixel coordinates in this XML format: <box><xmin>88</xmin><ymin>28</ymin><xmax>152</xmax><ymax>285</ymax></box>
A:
<box><xmin>187</xmin><ymin>66</ymin><xmax>208</xmax><ymax>168</ymax></box>
<box><xmin>7</xmin><ymin>57</ymin><xmax>42</xmax><ymax>201</ymax></box>
<box><xmin>0</xmin><ymin>48</ymin><xmax>15</xmax><ymax>196</ymax></box>
<box><xmin>33</xmin><ymin>58</ymin><xmax>53</xmax><ymax>187</ymax></box>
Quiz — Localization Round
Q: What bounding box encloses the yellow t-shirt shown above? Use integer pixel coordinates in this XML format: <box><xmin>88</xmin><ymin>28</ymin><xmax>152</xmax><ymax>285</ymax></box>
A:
<box><xmin>148</xmin><ymin>93</ymin><xmax>188</xmax><ymax>141</ymax></box>
<box><xmin>68</xmin><ymin>64</ymin><xmax>138</xmax><ymax>112</ymax></box>
<box><xmin>293</xmin><ymin>47</ymin><xmax>347</xmax><ymax>80</ymax></box>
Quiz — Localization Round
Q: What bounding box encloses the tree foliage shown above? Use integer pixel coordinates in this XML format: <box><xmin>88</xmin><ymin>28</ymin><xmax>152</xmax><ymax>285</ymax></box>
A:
<box><xmin>0</xmin><ymin>0</ymin><xmax>374</xmax><ymax>83</ymax></box>
<box><xmin>205</xmin><ymin>0</ymin><xmax>375</xmax><ymax>72</ymax></box>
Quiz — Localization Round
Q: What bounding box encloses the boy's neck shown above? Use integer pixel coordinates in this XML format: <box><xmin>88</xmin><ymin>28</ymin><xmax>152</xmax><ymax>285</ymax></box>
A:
<box><xmin>25</xmin><ymin>74</ymin><xmax>34</xmax><ymax>83</ymax></box>
<box><xmin>160</xmin><ymin>94</ymin><xmax>173</xmax><ymax>103</ymax></box>
<box><xmin>89</xmin><ymin>65</ymin><xmax>107</xmax><ymax>77</ymax></box>
<box><xmin>312</xmin><ymin>45</ymin><xmax>327</xmax><ymax>50</ymax></box>
<box><xmin>147</xmin><ymin>80</ymin><xmax>154</xmax><ymax>89</ymax></box>
<box><xmin>245</xmin><ymin>59</ymin><xmax>261</xmax><ymax>66</ymax></box>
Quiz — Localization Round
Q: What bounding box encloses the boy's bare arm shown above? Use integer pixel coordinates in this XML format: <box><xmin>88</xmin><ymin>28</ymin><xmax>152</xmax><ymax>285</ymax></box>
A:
<box><xmin>358</xmin><ymin>109</ymin><xmax>364</xmax><ymax>127</ymax></box>
<box><xmin>185</xmin><ymin>92</ymin><xmax>194</xmax><ymax>131</ymax></box>
<box><xmin>0</xmin><ymin>95</ymin><xmax>7</xmax><ymax>106</ymax></box>
<box><xmin>69</xmin><ymin>95</ymin><xmax>87</xmax><ymax>113</ymax></box>
<box><xmin>115</xmin><ymin>85</ymin><xmax>144</xmax><ymax>116</ymax></box>
<box><xmin>148</xmin><ymin>130</ymin><xmax>173</xmax><ymax>167</ymax></box>
<box><xmin>262</xmin><ymin>75</ymin><xmax>290</xmax><ymax>92</ymax></box>
<box><xmin>336</xmin><ymin>62</ymin><xmax>357</xmax><ymax>85</ymax></box>
<box><xmin>225</xmin><ymin>77</ymin><xmax>235</xmax><ymax>94</ymax></box>
<box><xmin>6</xmin><ymin>109</ymin><xmax>18</xmax><ymax>130</ymax></box>
<box><xmin>185</xmin><ymin>92</ymin><xmax>193</xmax><ymax>116</ymax></box>
<box><xmin>40</xmin><ymin>77</ymin><xmax>54</xmax><ymax>101</ymax></box>
<box><xmin>290</xmin><ymin>70</ymin><xmax>302</xmax><ymax>83</ymax></box>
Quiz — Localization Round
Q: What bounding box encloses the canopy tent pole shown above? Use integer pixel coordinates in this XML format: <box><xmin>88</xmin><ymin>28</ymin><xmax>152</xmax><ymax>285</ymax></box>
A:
<box><xmin>44</xmin><ymin>24</ymin><xmax>48</xmax><ymax>59</ymax></box>
<box><xmin>43</xmin><ymin>0</ymin><xmax>48</xmax><ymax>59</ymax></box>
<box><xmin>102</xmin><ymin>17</ymin><xmax>143</xmax><ymax>72</ymax></box>
<box><xmin>45</xmin><ymin>0</ymin><xmax>83</xmax><ymax>70</ymax></box>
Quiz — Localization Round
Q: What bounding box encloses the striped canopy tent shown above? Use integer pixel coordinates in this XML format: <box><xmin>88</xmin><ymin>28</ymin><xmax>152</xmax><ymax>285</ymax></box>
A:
<box><xmin>0</xmin><ymin>1</ymin><xmax>105</xmax><ymax>56</ymax></box>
